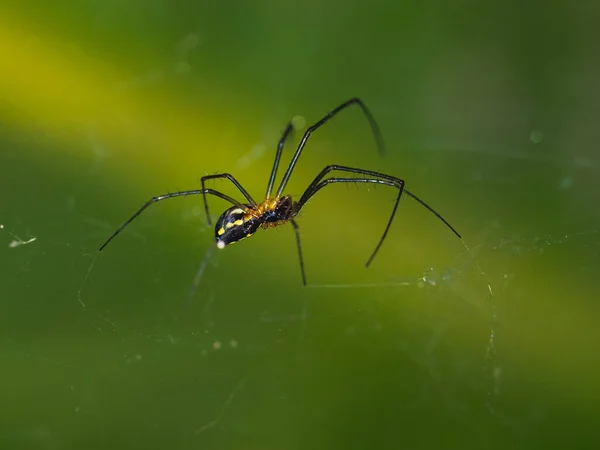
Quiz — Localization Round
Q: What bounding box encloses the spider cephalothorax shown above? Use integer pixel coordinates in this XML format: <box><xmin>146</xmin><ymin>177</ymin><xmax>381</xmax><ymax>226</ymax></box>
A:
<box><xmin>257</xmin><ymin>195</ymin><xmax>294</xmax><ymax>227</ymax></box>
<box><xmin>99</xmin><ymin>98</ymin><xmax>462</xmax><ymax>285</ymax></box>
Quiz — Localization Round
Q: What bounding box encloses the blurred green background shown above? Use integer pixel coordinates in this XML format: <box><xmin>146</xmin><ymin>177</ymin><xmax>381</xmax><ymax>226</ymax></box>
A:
<box><xmin>1</xmin><ymin>1</ymin><xmax>599</xmax><ymax>449</ymax></box>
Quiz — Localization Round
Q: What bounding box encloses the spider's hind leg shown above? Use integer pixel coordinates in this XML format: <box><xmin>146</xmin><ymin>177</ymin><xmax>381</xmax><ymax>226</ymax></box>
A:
<box><xmin>290</xmin><ymin>219</ymin><xmax>307</xmax><ymax>286</ymax></box>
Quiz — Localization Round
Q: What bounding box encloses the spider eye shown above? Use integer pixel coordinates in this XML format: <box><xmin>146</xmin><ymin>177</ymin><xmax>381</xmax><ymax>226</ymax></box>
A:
<box><xmin>214</xmin><ymin>206</ymin><xmax>259</xmax><ymax>248</ymax></box>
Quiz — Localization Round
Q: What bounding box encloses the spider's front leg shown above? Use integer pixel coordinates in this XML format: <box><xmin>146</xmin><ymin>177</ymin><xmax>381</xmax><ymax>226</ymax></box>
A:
<box><xmin>295</xmin><ymin>165</ymin><xmax>405</xmax><ymax>268</ymax></box>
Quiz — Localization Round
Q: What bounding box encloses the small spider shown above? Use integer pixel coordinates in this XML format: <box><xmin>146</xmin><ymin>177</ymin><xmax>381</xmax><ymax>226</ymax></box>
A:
<box><xmin>99</xmin><ymin>98</ymin><xmax>461</xmax><ymax>285</ymax></box>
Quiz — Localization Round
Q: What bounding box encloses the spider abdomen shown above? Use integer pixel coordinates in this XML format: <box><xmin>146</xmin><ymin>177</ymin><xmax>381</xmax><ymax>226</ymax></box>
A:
<box><xmin>215</xmin><ymin>205</ymin><xmax>261</xmax><ymax>248</ymax></box>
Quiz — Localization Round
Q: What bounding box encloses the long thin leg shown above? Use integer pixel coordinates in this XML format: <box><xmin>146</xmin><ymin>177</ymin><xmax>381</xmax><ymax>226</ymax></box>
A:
<box><xmin>99</xmin><ymin>189</ymin><xmax>243</xmax><ymax>252</ymax></box>
<box><xmin>296</xmin><ymin>165</ymin><xmax>398</xmax><ymax>207</ymax></box>
<box><xmin>296</xmin><ymin>176</ymin><xmax>404</xmax><ymax>267</ymax></box>
<box><xmin>403</xmin><ymin>189</ymin><xmax>462</xmax><ymax>240</ymax></box>
<box><xmin>201</xmin><ymin>173</ymin><xmax>256</xmax><ymax>226</ymax></box>
<box><xmin>297</xmin><ymin>165</ymin><xmax>461</xmax><ymax>239</ymax></box>
<box><xmin>266</xmin><ymin>123</ymin><xmax>294</xmax><ymax>200</ymax></box>
<box><xmin>290</xmin><ymin>219</ymin><xmax>306</xmax><ymax>286</ymax></box>
<box><xmin>275</xmin><ymin>98</ymin><xmax>384</xmax><ymax>198</ymax></box>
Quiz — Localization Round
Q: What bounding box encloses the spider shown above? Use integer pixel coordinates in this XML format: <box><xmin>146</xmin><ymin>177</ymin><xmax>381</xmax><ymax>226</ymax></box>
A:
<box><xmin>99</xmin><ymin>98</ymin><xmax>461</xmax><ymax>285</ymax></box>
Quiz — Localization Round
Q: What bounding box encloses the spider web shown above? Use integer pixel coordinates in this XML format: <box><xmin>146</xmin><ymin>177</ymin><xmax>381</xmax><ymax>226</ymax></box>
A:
<box><xmin>2</xmin><ymin>87</ymin><xmax>599</xmax><ymax>447</ymax></box>
<box><xmin>1</xmin><ymin>18</ymin><xmax>599</xmax><ymax>449</ymax></box>
<box><xmin>4</xmin><ymin>152</ymin><xmax>597</xmax><ymax>449</ymax></box>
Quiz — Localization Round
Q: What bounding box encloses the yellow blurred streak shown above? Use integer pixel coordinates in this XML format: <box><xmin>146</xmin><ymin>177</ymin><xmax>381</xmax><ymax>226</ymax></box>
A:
<box><xmin>0</xmin><ymin>17</ymin><xmax>225</xmax><ymax>180</ymax></box>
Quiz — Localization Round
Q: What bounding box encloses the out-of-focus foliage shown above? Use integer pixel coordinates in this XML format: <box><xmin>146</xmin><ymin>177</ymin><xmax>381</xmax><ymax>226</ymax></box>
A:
<box><xmin>1</xmin><ymin>1</ymin><xmax>599</xmax><ymax>449</ymax></box>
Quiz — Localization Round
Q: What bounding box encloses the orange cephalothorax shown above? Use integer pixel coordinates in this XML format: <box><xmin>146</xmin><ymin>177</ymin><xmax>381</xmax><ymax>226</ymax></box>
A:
<box><xmin>252</xmin><ymin>195</ymin><xmax>294</xmax><ymax>228</ymax></box>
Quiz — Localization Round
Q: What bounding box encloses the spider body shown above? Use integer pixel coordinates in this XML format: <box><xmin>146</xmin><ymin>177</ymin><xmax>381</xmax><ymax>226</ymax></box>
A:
<box><xmin>99</xmin><ymin>98</ymin><xmax>462</xmax><ymax>285</ymax></box>
<box><xmin>215</xmin><ymin>195</ymin><xmax>295</xmax><ymax>248</ymax></box>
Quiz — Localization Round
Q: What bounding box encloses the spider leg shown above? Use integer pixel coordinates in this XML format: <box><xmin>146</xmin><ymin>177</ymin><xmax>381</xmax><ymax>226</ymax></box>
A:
<box><xmin>296</xmin><ymin>165</ymin><xmax>398</xmax><ymax>207</ymax></box>
<box><xmin>296</xmin><ymin>165</ymin><xmax>461</xmax><ymax>240</ymax></box>
<box><xmin>266</xmin><ymin>123</ymin><xmax>294</xmax><ymax>200</ymax></box>
<box><xmin>275</xmin><ymin>98</ymin><xmax>384</xmax><ymax>198</ymax></box>
<box><xmin>99</xmin><ymin>189</ymin><xmax>243</xmax><ymax>252</ymax></box>
<box><xmin>201</xmin><ymin>173</ymin><xmax>257</xmax><ymax>226</ymax></box>
<box><xmin>290</xmin><ymin>218</ymin><xmax>307</xmax><ymax>286</ymax></box>
<box><xmin>295</xmin><ymin>175</ymin><xmax>404</xmax><ymax>267</ymax></box>
<box><xmin>402</xmin><ymin>190</ymin><xmax>461</xmax><ymax>240</ymax></box>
